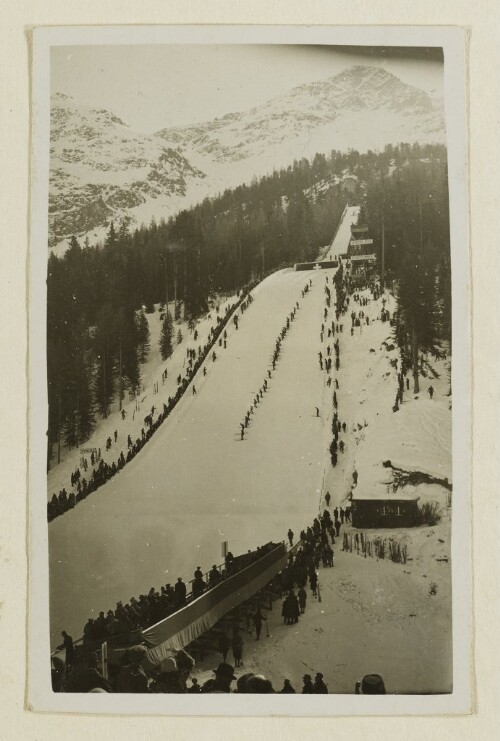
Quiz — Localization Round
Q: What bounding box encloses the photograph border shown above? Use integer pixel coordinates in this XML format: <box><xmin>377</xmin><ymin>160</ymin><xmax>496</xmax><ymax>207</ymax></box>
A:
<box><xmin>28</xmin><ymin>22</ymin><xmax>471</xmax><ymax>716</ymax></box>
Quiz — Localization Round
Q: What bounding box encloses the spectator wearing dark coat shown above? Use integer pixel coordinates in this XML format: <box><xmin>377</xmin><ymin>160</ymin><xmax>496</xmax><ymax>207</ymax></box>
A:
<box><xmin>298</xmin><ymin>586</ymin><xmax>307</xmax><ymax>614</ymax></box>
<box><xmin>57</xmin><ymin>631</ymin><xmax>75</xmax><ymax>668</ymax></box>
<box><xmin>65</xmin><ymin>653</ymin><xmax>112</xmax><ymax>693</ymax></box>
<box><xmin>218</xmin><ymin>632</ymin><xmax>231</xmax><ymax>662</ymax></box>
<box><xmin>149</xmin><ymin>656</ymin><xmax>184</xmax><ymax>694</ymax></box>
<box><xmin>302</xmin><ymin>674</ymin><xmax>315</xmax><ymax>694</ymax></box>
<box><xmin>175</xmin><ymin>577</ymin><xmax>187</xmax><ymax>606</ymax></box>
<box><xmin>232</xmin><ymin>629</ymin><xmax>244</xmax><ymax>667</ymax></box>
<box><xmin>355</xmin><ymin>673</ymin><xmax>386</xmax><ymax>694</ymax></box>
<box><xmin>314</xmin><ymin>672</ymin><xmax>329</xmax><ymax>693</ymax></box>
<box><xmin>201</xmin><ymin>662</ymin><xmax>237</xmax><ymax>693</ymax></box>
<box><xmin>192</xmin><ymin>575</ymin><xmax>206</xmax><ymax>599</ymax></box>
<box><xmin>252</xmin><ymin>608</ymin><xmax>266</xmax><ymax>640</ymax></box>
<box><xmin>115</xmin><ymin>652</ymin><xmax>148</xmax><ymax>693</ymax></box>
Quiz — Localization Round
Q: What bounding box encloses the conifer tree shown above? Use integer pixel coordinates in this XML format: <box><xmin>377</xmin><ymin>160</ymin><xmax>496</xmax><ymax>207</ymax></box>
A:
<box><xmin>159</xmin><ymin>312</ymin><xmax>174</xmax><ymax>360</ymax></box>
<box><xmin>135</xmin><ymin>309</ymin><xmax>151</xmax><ymax>363</ymax></box>
<box><xmin>94</xmin><ymin>304</ymin><xmax>116</xmax><ymax>418</ymax></box>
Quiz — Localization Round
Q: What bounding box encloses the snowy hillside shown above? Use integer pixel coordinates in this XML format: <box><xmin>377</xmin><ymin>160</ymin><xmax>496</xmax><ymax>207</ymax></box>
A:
<box><xmin>49</xmin><ymin>66</ymin><xmax>445</xmax><ymax>252</ymax></box>
<box><xmin>158</xmin><ymin>65</ymin><xmax>443</xmax><ymax>164</ymax></box>
<box><xmin>48</xmin><ymin>206</ymin><xmax>452</xmax><ymax>696</ymax></box>
<box><xmin>49</xmin><ymin>93</ymin><xmax>206</xmax><ymax>248</ymax></box>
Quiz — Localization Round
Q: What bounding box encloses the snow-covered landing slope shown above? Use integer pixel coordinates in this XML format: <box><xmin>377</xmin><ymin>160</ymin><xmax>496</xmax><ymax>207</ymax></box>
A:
<box><xmin>48</xmin><ymin>267</ymin><xmax>335</xmax><ymax>644</ymax></box>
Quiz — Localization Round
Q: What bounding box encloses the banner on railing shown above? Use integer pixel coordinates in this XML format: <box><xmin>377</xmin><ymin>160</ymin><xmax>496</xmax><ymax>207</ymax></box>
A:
<box><xmin>141</xmin><ymin>543</ymin><xmax>287</xmax><ymax>664</ymax></box>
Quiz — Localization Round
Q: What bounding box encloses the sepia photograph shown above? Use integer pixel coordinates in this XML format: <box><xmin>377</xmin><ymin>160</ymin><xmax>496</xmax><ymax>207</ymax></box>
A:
<box><xmin>28</xmin><ymin>24</ymin><xmax>470</xmax><ymax>715</ymax></box>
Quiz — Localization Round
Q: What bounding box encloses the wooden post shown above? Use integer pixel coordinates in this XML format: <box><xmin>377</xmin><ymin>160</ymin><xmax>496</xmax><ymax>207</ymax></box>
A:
<box><xmin>101</xmin><ymin>641</ymin><xmax>108</xmax><ymax>680</ymax></box>
<box><xmin>381</xmin><ymin>210</ymin><xmax>385</xmax><ymax>292</ymax></box>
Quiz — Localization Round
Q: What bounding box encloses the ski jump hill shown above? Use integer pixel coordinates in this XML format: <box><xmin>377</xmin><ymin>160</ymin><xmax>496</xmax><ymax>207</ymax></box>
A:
<box><xmin>48</xmin><ymin>206</ymin><xmax>360</xmax><ymax>645</ymax></box>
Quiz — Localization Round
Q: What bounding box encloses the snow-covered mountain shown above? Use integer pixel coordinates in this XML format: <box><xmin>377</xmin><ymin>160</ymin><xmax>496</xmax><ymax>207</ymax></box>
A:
<box><xmin>49</xmin><ymin>93</ymin><xmax>206</xmax><ymax>248</ymax></box>
<box><xmin>49</xmin><ymin>66</ymin><xmax>445</xmax><ymax>251</ymax></box>
<box><xmin>158</xmin><ymin>65</ymin><xmax>443</xmax><ymax>163</ymax></box>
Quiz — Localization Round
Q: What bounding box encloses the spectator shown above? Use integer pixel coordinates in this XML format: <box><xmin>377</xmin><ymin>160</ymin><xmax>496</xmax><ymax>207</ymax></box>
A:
<box><xmin>298</xmin><ymin>586</ymin><xmax>307</xmax><ymax>614</ymax></box>
<box><xmin>175</xmin><ymin>577</ymin><xmax>187</xmax><ymax>606</ymax></box>
<box><xmin>192</xmin><ymin>574</ymin><xmax>206</xmax><ymax>599</ymax></box>
<box><xmin>83</xmin><ymin>618</ymin><xmax>96</xmax><ymax>644</ymax></box>
<box><xmin>175</xmin><ymin>649</ymin><xmax>196</xmax><ymax>691</ymax></box>
<box><xmin>314</xmin><ymin>672</ymin><xmax>328</xmax><ymax>694</ymax></box>
<box><xmin>280</xmin><ymin>679</ymin><xmax>296</xmax><ymax>694</ymax></box>
<box><xmin>232</xmin><ymin>628</ymin><xmax>244</xmax><ymax>668</ymax></box>
<box><xmin>355</xmin><ymin>674</ymin><xmax>386</xmax><ymax>694</ymax></box>
<box><xmin>208</xmin><ymin>565</ymin><xmax>222</xmax><ymax>588</ymax></box>
<box><xmin>302</xmin><ymin>674</ymin><xmax>315</xmax><ymax>694</ymax></box>
<box><xmin>218</xmin><ymin>632</ymin><xmax>231</xmax><ymax>663</ymax></box>
<box><xmin>236</xmin><ymin>672</ymin><xmax>255</xmax><ymax>693</ymax></box>
<box><xmin>149</xmin><ymin>656</ymin><xmax>183</xmax><ymax>693</ymax></box>
<box><xmin>57</xmin><ymin>630</ymin><xmax>75</xmax><ymax>668</ymax></box>
<box><xmin>245</xmin><ymin>674</ymin><xmax>274</xmax><ymax>694</ymax></box>
<box><xmin>201</xmin><ymin>662</ymin><xmax>237</xmax><ymax>693</ymax></box>
<box><xmin>252</xmin><ymin>608</ymin><xmax>266</xmax><ymax>640</ymax></box>
<box><xmin>65</xmin><ymin>652</ymin><xmax>112</xmax><ymax>693</ymax></box>
<box><xmin>115</xmin><ymin>647</ymin><xmax>149</xmax><ymax>693</ymax></box>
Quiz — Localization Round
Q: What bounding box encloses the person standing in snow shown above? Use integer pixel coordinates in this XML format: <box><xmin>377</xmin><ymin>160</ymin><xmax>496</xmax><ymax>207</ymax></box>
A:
<box><xmin>309</xmin><ymin>570</ymin><xmax>318</xmax><ymax>597</ymax></box>
<box><xmin>287</xmin><ymin>529</ymin><xmax>294</xmax><ymax>547</ymax></box>
<box><xmin>298</xmin><ymin>586</ymin><xmax>307</xmax><ymax>614</ymax></box>
<box><xmin>314</xmin><ymin>673</ymin><xmax>329</xmax><ymax>694</ymax></box>
<box><xmin>232</xmin><ymin>628</ymin><xmax>244</xmax><ymax>668</ymax></box>
<box><xmin>57</xmin><ymin>631</ymin><xmax>75</xmax><ymax>668</ymax></box>
<box><xmin>428</xmin><ymin>385</ymin><xmax>435</xmax><ymax>399</ymax></box>
<box><xmin>302</xmin><ymin>674</ymin><xmax>315</xmax><ymax>694</ymax></box>
<box><xmin>218</xmin><ymin>632</ymin><xmax>231</xmax><ymax>663</ymax></box>
<box><xmin>252</xmin><ymin>608</ymin><xmax>266</xmax><ymax>640</ymax></box>
<box><xmin>325</xmin><ymin>491</ymin><xmax>331</xmax><ymax>507</ymax></box>
<box><xmin>280</xmin><ymin>679</ymin><xmax>296</xmax><ymax>693</ymax></box>
<box><xmin>175</xmin><ymin>577</ymin><xmax>187</xmax><ymax>607</ymax></box>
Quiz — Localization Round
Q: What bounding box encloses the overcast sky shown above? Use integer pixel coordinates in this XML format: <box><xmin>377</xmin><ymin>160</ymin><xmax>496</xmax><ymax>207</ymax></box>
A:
<box><xmin>51</xmin><ymin>44</ymin><xmax>444</xmax><ymax>133</ymax></box>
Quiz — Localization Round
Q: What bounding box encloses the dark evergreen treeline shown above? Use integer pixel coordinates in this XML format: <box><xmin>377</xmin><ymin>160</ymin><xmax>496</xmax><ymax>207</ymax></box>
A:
<box><xmin>47</xmin><ymin>287</ymin><xmax>258</xmax><ymax>521</ymax></box>
<box><xmin>47</xmin><ymin>150</ymin><xmax>357</xmax><ymax>468</ymax></box>
<box><xmin>358</xmin><ymin>142</ymin><xmax>451</xmax><ymax>391</ymax></box>
<box><xmin>46</xmin><ymin>142</ymin><xmax>450</xmax><ymax>467</ymax></box>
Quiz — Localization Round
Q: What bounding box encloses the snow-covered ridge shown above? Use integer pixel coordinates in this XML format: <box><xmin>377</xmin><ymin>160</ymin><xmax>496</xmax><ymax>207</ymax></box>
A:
<box><xmin>49</xmin><ymin>65</ymin><xmax>445</xmax><ymax>251</ymax></box>
<box><xmin>49</xmin><ymin>94</ymin><xmax>206</xmax><ymax>247</ymax></box>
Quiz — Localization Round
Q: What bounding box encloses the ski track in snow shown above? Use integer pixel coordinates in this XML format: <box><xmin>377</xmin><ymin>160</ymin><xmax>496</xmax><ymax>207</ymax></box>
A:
<box><xmin>48</xmin><ymin>262</ymin><xmax>349</xmax><ymax>645</ymax></box>
<box><xmin>48</xmin><ymin>201</ymin><xmax>452</xmax><ymax>696</ymax></box>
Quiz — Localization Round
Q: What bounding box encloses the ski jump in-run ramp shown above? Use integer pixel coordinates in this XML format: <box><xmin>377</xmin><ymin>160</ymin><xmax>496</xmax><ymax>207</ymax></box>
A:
<box><xmin>48</xmin><ymin>206</ymin><xmax>359</xmax><ymax>644</ymax></box>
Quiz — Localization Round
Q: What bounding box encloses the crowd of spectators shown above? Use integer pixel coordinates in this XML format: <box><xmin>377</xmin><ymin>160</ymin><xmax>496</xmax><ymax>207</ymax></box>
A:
<box><xmin>50</xmin><ymin>263</ymin><xmax>389</xmax><ymax>695</ymax></box>
<box><xmin>48</xmin><ymin>280</ymin><xmax>261</xmax><ymax>523</ymax></box>
<box><xmin>58</xmin><ymin>542</ymin><xmax>280</xmax><ymax>653</ymax></box>
<box><xmin>51</xmin><ymin>644</ymin><xmax>386</xmax><ymax>695</ymax></box>
<box><xmin>51</xmin><ymin>504</ymin><xmax>386</xmax><ymax>695</ymax></box>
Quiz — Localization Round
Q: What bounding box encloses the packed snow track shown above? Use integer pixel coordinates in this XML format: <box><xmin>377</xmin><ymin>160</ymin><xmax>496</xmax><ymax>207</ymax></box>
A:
<box><xmin>49</xmin><ymin>266</ymin><xmax>337</xmax><ymax>643</ymax></box>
